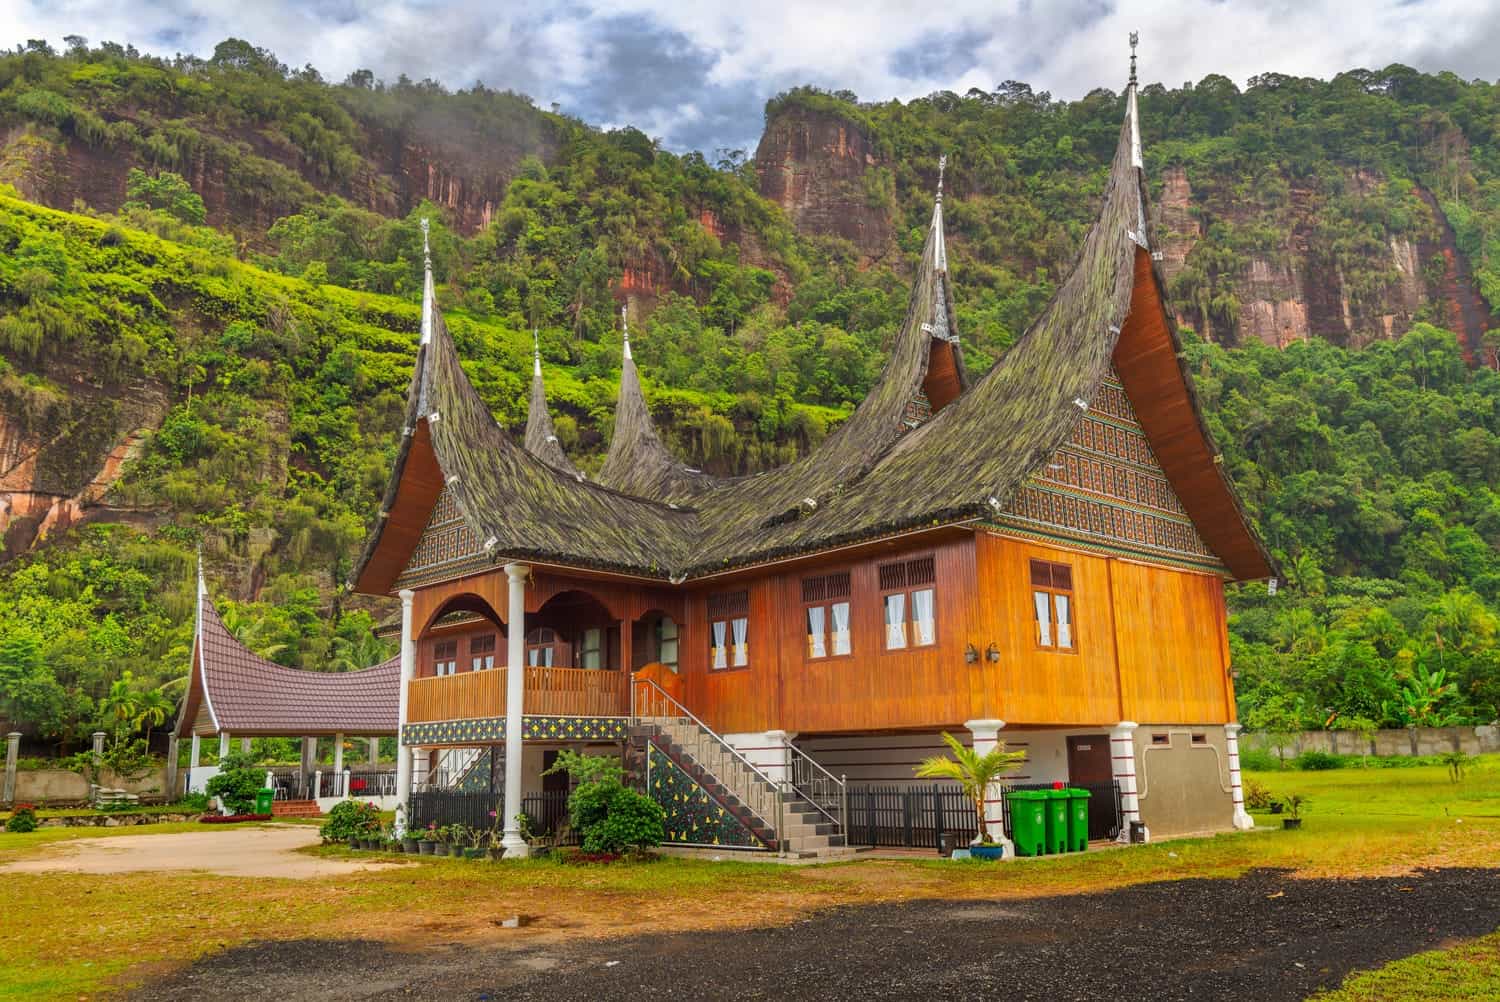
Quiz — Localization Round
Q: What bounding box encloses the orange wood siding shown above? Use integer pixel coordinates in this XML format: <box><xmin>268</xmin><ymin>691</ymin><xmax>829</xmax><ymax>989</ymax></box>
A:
<box><xmin>1108</xmin><ymin>557</ymin><xmax>1233</xmax><ymax>724</ymax></box>
<box><xmin>407</xmin><ymin>667</ymin><xmax>630</xmax><ymax>723</ymax></box>
<box><xmin>922</xmin><ymin>340</ymin><xmax>963</xmax><ymax>413</ymax></box>
<box><xmin>970</xmin><ymin>533</ymin><xmax>1122</xmax><ymax>726</ymax></box>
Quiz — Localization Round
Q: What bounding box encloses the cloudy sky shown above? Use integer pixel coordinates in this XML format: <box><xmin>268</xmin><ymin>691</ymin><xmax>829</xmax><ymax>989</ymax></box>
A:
<box><xmin>7</xmin><ymin>0</ymin><xmax>1498</xmax><ymax>153</ymax></box>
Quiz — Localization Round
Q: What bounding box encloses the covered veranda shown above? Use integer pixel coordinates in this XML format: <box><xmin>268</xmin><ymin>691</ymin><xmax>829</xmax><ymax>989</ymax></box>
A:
<box><xmin>172</xmin><ymin>570</ymin><xmax>400</xmax><ymax>809</ymax></box>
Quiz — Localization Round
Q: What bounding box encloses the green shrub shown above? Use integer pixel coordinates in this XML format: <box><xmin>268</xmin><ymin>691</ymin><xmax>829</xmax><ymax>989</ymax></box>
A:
<box><xmin>319</xmin><ymin>799</ymin><xmax>380</xmax><ymax>841</ymax></box>
<box><xmin>204</xmin><ymin>750</ymin><xmax>264</xmax><ymax>814</ymax></box>
<box><xmin>1244</xmin><ymin>777</ymin><xmax>1273</xmax><ymax>810</ymax></box>
<box><xmin>581</xmin><ymin>787</ymin><xmax>665</xmax><ymax>855</ymax></box>
<box><xmin>1295</xmin><ymin>751</ymin><xmax>1342</xmax><ymax>771</ymax></box>
<box><xmin>175</xmin><ymin>792</ymin><xmax>211</xmax><ymax>812</ymax></box>
<box><xmin>1238</xmin><ymin>747</ymin><xmax>1280</xmax><ymax>771</ymax></box>
<box><xmin>6</xmin><ymin>804</ymin><xmax>39</xmax><ymax>832</ymax></box>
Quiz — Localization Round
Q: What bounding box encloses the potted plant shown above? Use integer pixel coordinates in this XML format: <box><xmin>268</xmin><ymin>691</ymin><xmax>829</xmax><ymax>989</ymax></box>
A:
<box><xmin>1282</xmin><ymin>794</ymin><xmax>1306</xmax><ymax>830</ymax></box>
<box><xmin>418</xmin><ymin>822</ymin><xmax>437</xmax><ymax>855</ymax></box>
<box><xmin>432</xmin><ymin>824</ymin><xmax>453</xmax><ymax>856</ymax></box>
<box><xmin>1269</xmin><ymin>799</ymin><xmax>1284</xmax><ymax>815</ymax></box>
<box><xmin>462</xmin><ymin>826</ymin><xmax>486</xmax><ymax>860</ymax></box>
<box><xmin>487</xmin><ymin>809</ymin><xmax>505</xmax><ymax>860</ymax></box>
<box><xmin>402</xmin><ymin>831</ymin><xmax>419</xmax><ymax>853</ymax></box>
<box><xmin>914</xmin><ymin>732</ymin><xmax>1027</xmax><ymax>861</ymax></box>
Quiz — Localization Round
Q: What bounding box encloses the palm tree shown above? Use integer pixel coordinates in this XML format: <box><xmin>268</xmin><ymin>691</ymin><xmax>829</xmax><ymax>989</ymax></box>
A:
<box><xmin>99</xmin><ymin>672</ymin><xmax>141</xmax><ymax>742</ymax></box>
<box><xmin>914</xmin><ymin>732</ymin><xmax>1027</xmax><ymax>845</ymax></box>
<box><xmin>134</xmin><ymin>688</ymin><xmax>176</xmax><ymax>732</ymax></box>
<box><xmin>329</xmin><ymin>631</ymin><xmax>395</xmax><ymax>673</ymax></box>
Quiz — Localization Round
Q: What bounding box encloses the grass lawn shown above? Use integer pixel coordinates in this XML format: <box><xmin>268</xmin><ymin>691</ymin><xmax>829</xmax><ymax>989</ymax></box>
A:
<box><xmin>0</xmin><ymin>758</ymin><xmax>1496</xmax><ymax>1001</ymax></box>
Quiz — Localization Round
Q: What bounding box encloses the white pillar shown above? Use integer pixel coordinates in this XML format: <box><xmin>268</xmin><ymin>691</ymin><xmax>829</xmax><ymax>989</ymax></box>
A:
<box><xmin>410</xmin><ymin>745</ymin><xmax>429</xmax><ymax>790</ymax></box>
<box><xmin>1225</xmin><ymin>723</ymin><xmax>1254</xmax><ymax>831</ymax></box>
<box><xmin>333</xmin><ymin>731</ymin><xmax>344</xmax><ymax>796</ymax></box>
<box><xmin>314</xmin><ymin>769</ymin><xmax>322</xmax><ymax>800</ymax></box>
<box><xmin>501</xmin><ymin>562</ymin><xmax>529</xmax><ymax>858</ymax></box>
<box><xmin>301</xmin><ymin>736</ymin><xmax>316</xmax><ymax>798</ymax></box>
<box><xmin>240</xmin><ymin>737</ymin><xmax>251</xmax><ymax>754</ymax></box>
<box><xmin>964</xmin><ymin>719</ymin><xmax>1012</xmax><ymax>852</ymax></box>
<box><xmin>92</xmin><ymin>731</ymin><xmax>106</xmax><ymax>766</ymax></box>
<box><xmin>3</xmin><ymin>732</ymin><xmax>20</xmax><ymax>804</ymax></box>
<box><xmin>1111</xmin><ymin>721</ymin><xmax>1143</xmax><ymax>843</ymax></box>
<box><xmin>218</xmin><ymin>732</ymin><xmax>229</xmax><ymax>760</ymax></box>
<box><xmin>367</xmin><ymin>737</ymin><xmax>380</xmax><ymax>764</ymax></box>
<box><xmin>190</xmin><ymin>734</ymin><xmax>202</xmax><ymax>769</ymax></box>
<box><xmin>393</xmin><ymin>588</ymin><xmax>417</xmax><ymax>837</ymax></box>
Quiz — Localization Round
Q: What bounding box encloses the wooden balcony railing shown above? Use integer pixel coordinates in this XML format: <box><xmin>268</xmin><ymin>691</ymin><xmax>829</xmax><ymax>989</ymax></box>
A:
<box><xmin>406</xmin><ymin>667</ymin><xmax>631</xmax><ymax>724</ymax></box>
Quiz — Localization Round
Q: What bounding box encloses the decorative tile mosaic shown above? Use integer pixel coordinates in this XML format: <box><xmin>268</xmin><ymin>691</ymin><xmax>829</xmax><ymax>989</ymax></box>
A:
<box><xmin>648</xmin><ymin>745</ymin><xmax>765</xmax><ymax>849</ymax></box>
<box><xmin>395</xmin><ymin>485</ymin><xmax>487</xmax><ymax>589</ymax></box>
<box><xmin>454</xmin><ymin>748</ymin><xmax>494</xmax><ymax>792</ymax></box>
<box><xmin>403</xmin><ymin>715</ymin><xmax>629</xmax><ymax>746</ymax></box>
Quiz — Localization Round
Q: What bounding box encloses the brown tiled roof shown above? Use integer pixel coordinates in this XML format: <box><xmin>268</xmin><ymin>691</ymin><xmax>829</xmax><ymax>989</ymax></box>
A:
<box><xmin>176</xmin><ymin>596</ymin><xmax>399</xmax><ymax>737</ymax></box>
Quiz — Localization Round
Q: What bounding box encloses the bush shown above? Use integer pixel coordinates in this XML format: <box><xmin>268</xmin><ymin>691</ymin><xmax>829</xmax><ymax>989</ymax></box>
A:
<box><xmin>1243</xmin><ymin>778</ymin><xmax>1273</xmax><ymax>810</ymax></box>
<box><xmin>1295</xmin><ymin>751</ymin><xmax>1342</xmax><ymax>771</ymax></box>
<box><xmin>5</xmin><ymin>804</ymin><xmax>39</xmax><ymax>833</ymax></box>
<box><xmin>581</xmin><ymin>787</ymin><xmax>665</xmax><ymax>855</ymax></box>
<box><xmin>319</xmin><ymin>799</ymin><xmax>380</xmax><ymax>842</ymax></box>
<box><xmin>204</xmin><ymin>751</ymin><xmax>264</xmax><ymax>814</ymax></box>
<box><xmin>175</xmin><ymin>792</ymin><xmax>211</xmax><ymax>812</ymax></box>
<box><xmin>1238</xmin><ymin>747</ymin><xmax>1280</xmax><ymax>771</ymax></box>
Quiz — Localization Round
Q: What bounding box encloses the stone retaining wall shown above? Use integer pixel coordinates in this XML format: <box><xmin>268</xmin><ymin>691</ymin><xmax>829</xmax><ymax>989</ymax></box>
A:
<box><xmin>1243</xmin><ymin>725</ymin><xmax>1499</xmax><ymax>758</ymax></box>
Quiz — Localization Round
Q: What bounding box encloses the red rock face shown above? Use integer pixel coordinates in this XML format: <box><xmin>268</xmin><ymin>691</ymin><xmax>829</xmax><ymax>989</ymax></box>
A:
<box><xmin>754</xmin><ymin>107</ymin><xmax>893</xmax><ymax>260</ymax></box>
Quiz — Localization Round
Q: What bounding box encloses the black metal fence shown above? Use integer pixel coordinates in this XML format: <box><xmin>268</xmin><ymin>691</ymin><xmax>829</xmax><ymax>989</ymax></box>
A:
<box><xmin>844</xmin><ymin>780</ymin><xmax>1122</xmax><ymax>850</ymax></box>
<box><xmin>407</xmin><ymin>789</ymin><xmax>574</xmax><ymax>843</ymax></box>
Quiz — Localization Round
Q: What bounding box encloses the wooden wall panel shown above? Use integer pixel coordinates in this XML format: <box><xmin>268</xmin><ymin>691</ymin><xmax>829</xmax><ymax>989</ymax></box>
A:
<box><xmin>970</xmin><ymin>533</ymin><xmax>1122</xmax><ymax>726</ymax></box>
<box><xmin>1109</xmin><ymin>558</ymin><xmax>1232</xmax><ymax>724</ymax></box>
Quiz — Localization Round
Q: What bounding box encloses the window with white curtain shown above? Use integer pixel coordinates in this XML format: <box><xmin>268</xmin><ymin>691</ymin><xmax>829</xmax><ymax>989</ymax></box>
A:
<box><xmin>655</xmin><ymin>617</ymin><xmax>679</xmax><ymax>671</ymax></box>
<box><xmin>878</xmin><ymin>555</ymin><xmax>937</xmax><ymax>650</ymax></box>
<box><xmin>708</xmin><ymin>591</ymin><xmax>750</xmax><ymax>670</ymax></box>
<box><xmin>578</xmin><ymin>628</ymin><xmax>602</xmax><ymax>669</ymax></box>
<box><xmin>470</xmin><ymin>633</ymin><xmax>496</xmax><ymax>671</ymax></box>
<box><xmin>1031</xmin><ymin>559</ymin><xmax>1077</xmax><ymax>652</ymax></box>
<box><xmin>884</xmin><ymin>592</ymin><xmax>907</xmax><ymax>649</ymax></box>
<box><xmin>801</xmin><ymin>572</ymin><xmax>852</xmax><ymax>660</ymax></box>
<box><xmin>433</xmin><ymin>639</ymin><xmax>457</xmax><ymax>676</ymax></box>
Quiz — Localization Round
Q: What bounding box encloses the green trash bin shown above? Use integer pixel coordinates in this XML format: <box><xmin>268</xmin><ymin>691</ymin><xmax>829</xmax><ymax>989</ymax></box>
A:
<box><xmin>1065</xmin><ymin>788</ymin><xmax>1090</xmax><ymax>852</ymax></box>
<box><xmin>1006</xmin><ymin>790</ymin><xmax>1048</xmax><ymax>857</ymax></box>
<box><xmin>1043</xmin><ymin>788</ymin><xmax>1069</xmax><ymax>854</ymax></box>
<box><xmin>254</xmin><ymin>788</ymin><xmax>274</xmax><ymax>815</ymax></box>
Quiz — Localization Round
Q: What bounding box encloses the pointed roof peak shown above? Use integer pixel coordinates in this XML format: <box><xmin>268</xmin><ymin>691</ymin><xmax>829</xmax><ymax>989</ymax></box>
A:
<box><xmin>525</xmin><ymin>329</ymin><xmax>579</xmax><ymax>475</ymax></box>
<box><xmin>1129</xmin><ymin>30</ymin><xmax>1138</xmax><ymax>88</ymax></box>
<box><xmin>621</xmin><ymin>303</ymin><xmax>632</xmax><ymax>361</ymax></box>
<box><xmin>930</xmin><ymin>154</ymin><xmax>949</xmax><ymax>272</ymax></box>
<box><xmin>533</xmin><ymin>328</ymin><xmax>542</xmax><ymax>377</ymax></box>
<box><xmin>1127</xmin><ymin>33</ymin><xmax>1143</xmax><ymax>169</ymax></box>
<box><xmin>419</xmin><ymin>217</ymin><xmax>435</xmax><ymax>347</ymax></box>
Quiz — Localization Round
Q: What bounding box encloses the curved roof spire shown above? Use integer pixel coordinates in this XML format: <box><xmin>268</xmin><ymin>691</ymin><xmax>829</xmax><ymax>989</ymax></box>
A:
<box><xmin>419</xmin><ymin>218</ymin><xmax>435</xmax><ymax>347</ymax></box>
<box><xmin>931</xmin><ymin>154</ymin><xmax>948</xmax><ymax>273</ymax></box>
<box><xmin>523</xmin><ymin>329</ymin><xmax>580</xmax><ymax>476</ymax></box>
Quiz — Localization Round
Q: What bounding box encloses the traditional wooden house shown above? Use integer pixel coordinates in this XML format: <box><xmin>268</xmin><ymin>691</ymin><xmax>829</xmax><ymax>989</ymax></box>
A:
<box><xmin>350</xmin><ymin>57</ymin><xmax>1273</xmax><ymax>857</ymax></box>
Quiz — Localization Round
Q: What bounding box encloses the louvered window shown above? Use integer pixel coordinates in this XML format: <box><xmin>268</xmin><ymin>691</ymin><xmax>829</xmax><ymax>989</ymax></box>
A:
<box><xmin>1030</xmin><ymin>559</ymin><xmax>1076</xmax><ymax>652</ymax></box>
<box><xmin>802</xmin><ymin>572</ymin><xmax>852</xmax><ymax>659</ymax></box>
<box><xmin>878</xmin><ymin>555</ymin><xmax>937</xmax><ymax>650</ymax></box>
<box><xmin>708</xmin><ymin>590</ymin><xmax>749</xmax><ymax>669</ymax></box>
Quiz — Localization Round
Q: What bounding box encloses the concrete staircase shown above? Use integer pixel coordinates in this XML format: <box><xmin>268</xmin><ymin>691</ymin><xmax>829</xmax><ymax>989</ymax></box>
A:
<box><xmin>642</xmin><ymin>717</ymin><xmax>854</xmax><ymax>860</ymax></box>
<box><xmin>271</xmin><ymin>799</ymin><xmax>321</xmax><ymax>819</ymax></box>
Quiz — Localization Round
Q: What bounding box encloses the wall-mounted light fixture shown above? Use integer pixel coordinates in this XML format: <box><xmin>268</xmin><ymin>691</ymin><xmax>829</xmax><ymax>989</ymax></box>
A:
<box><xmin>964</xmin><ymin>643</ymin><xmax>979</xmax><ymax>665</ymax></box>
<box><xmin>985</xmin><ymin>643</ymin><xmax>1001</xmax><ymax>663</ymax></box>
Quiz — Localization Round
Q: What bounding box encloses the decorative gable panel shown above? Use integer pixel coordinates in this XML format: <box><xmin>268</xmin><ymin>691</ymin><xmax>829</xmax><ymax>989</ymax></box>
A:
<box><xmin>394</xmin><ymin>485</ymin><xmax>486</xmax><ymax>589</ymax></box>
<box><xmin>990</xmin><ymin>368</ymin><xmax>1224</xmax><ymax>572</ymax></box>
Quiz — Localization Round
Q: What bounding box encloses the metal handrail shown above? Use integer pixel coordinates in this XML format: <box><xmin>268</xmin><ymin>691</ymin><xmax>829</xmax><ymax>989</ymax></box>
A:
<box><xmin>632</xmin><ymin>677</ymin><xmax>786</xmax><ymax>849</ymax></box>
<box><xmin>785</xmin><ymin>742</ymin><xmax>846</xmax><ymax>831</ymax></box>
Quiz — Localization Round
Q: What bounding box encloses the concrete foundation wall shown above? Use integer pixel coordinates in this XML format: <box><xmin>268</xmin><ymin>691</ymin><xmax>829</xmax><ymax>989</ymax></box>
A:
<box><xmin>1135</xmin><ymin>726</ymin><xmax>1234</xmax><ymax>837</ymax></box>
<box><xmin>1244</xmin><ymin>725</ymin><xmax>1499</xmax><ymax>758</ymax></box>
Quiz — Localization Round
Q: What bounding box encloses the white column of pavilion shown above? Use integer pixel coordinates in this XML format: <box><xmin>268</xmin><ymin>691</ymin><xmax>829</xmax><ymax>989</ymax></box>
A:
<box><xmin>500</xmin><ymin>562</ymin><xmax>530</xmax><ymax>857</ymax></box>
<box><xmin>393</xmin><ymin>588</ymin><xmax>417</xmax><ymax>836</ymax></box>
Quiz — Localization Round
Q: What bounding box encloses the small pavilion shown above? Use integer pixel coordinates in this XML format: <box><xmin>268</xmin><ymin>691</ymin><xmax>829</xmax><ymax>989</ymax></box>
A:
<box><xmin>172</xmin><ymin>565</ymin><xmax>400</xmax><ymax>805</ymax></box>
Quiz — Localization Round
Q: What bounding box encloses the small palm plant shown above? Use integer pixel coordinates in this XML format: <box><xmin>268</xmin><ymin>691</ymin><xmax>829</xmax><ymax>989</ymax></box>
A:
<box><xmin>915</xmin><ymin>732</ymin><xmax>1027</xmax><ymax>845</ymax></box>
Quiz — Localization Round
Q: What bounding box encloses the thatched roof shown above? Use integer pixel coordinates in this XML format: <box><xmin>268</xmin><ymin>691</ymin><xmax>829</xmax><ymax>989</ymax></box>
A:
<box><xmin>523</xmin><ymin>339</ymin><xmax>579</xmax><ymax>476</ymax></box>
<box><xmin>350</xmin><ymin>79</ymin><xmax>1273</xmax><ymax>591</ymax></box>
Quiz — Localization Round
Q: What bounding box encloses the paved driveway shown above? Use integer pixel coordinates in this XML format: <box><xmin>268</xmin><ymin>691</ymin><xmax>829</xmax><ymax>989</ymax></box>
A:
<box><xmin>0</xmin><ymin>824</ymin><xmax>381</xmax><ymax>879</ymax></box>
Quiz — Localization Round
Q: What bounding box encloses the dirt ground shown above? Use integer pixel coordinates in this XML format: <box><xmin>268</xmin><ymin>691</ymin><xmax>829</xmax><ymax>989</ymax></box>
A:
<box><xmin>125</xmin><ymin>867</ymin><xmax>1500</xmax><ymax>1001</ymax></box>
<box><xmin>0</xmin><ymin>825</ymin><xmax>377</xmax><ymax>879</ymax></box>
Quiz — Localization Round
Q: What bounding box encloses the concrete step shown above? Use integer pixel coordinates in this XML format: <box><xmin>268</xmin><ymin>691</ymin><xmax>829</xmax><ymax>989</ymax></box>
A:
<box><xmin>271</xmin><ymin>800</ymin><xmax>321</xmax><ymax>817</ymax></box>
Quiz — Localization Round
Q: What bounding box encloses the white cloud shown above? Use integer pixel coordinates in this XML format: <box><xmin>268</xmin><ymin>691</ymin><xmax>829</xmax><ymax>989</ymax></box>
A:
<box><xmin>5</xmin><ymin>0</ymin><xmax>1497</xmax><ymax>152</ymax></box>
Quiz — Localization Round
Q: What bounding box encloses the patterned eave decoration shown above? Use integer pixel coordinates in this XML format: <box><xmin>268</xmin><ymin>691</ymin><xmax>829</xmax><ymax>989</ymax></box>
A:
<box><xmin>402</xmin><ymin>715</ymin><xmax>630</xmax><ymax>746</ymax></box>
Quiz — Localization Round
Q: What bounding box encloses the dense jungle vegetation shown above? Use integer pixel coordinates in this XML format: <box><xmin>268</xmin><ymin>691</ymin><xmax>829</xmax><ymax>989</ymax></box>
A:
<box><xmin>1</xmin><ymin>39</ymin><xmax>1498</xmax><ymax>751</ymax></box>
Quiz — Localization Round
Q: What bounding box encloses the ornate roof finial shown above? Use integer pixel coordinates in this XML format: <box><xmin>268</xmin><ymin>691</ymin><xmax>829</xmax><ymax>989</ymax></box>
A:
<box><xmin>621</xmin><ymin>303</ymin><xmax>632</xmax><ymax>361</ymax></box>
<box><xmin>418</xmin><ymin>217</ymin><xmax>435</xmax><ymax>346</ymax></box>
<box><xmin>935</xmin><ymin>153</ymin><xmax>946</xmax><ymax>203</ymax></box>
<box><xmin>1129</xmin><ymin>31</ymin><xmax>1138</xmax><ymax>88</ymax></box>
<box><xmin>930</xmin><ymin>154</ymin><xmax>949</xmax><ymax>273</ymax></box>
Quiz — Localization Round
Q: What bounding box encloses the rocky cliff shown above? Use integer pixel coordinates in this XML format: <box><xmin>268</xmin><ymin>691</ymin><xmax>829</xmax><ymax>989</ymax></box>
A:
<box><xmin>754</xmin><ymin>106</ymin><xmax>893</xmax><ymax>261</ymax></box>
